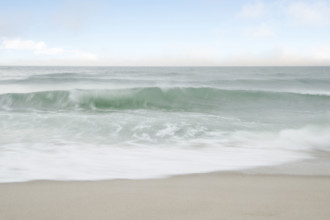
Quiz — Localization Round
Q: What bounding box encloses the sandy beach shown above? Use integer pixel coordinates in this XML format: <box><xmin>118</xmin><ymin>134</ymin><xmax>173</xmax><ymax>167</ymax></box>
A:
<box><xmin>1</xmin><ymin>173</ymin><xmax>330</xmax><ymax>220</ymax></box>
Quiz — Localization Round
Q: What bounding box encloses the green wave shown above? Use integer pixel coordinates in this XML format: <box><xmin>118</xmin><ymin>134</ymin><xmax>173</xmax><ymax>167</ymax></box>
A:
<box><xmin>1</xmin><ymin>87</ymin><xmax>329</xmax><ymax>112</ymax></box>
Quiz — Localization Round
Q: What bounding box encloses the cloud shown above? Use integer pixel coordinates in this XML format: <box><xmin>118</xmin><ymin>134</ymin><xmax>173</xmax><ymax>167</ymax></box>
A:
<box><xmin>0</xmin><ymin>38</ymin><xmax>97</xmax><ymax>60</ymax></box>
<box><xmin>2</xmin><ymin>39</ymin><xmax>46</xmax><ymax>51</ymax></box>
<box><xmin>35</xmin><ymin>48</ymin><xmax>65</xmax><ymax>55</ymax></box>
<box><xmin>221</xmin><ymin>46</ymin><xmax>330</xmax><ymax>66</ymax></box>
<box><xmin>94</xmin><ymin>45</ymin><xmax>330</xmax><ymax>66</ymax></box>
<box><xmin>73</xmin><ymin>51</ymin><xmax>98</xmax><ymax>60</ymax></box>
<box><xmin>287</xmin><ymin>1</ymin><xmax>330</xmax><ymax>26</ymax></box>
<box><xmin>312</xmin><ymin>46</ymin><xmax>330</xmax><ymax>60</ymax></box>
<box><xmin>244</xmin><ymin>24</ymin><xmax>275</xmax><ymax>38</ymax></box>
<box><xmin>238</xmin><ymin>2</ymin><xmax>266</xmax><ymax>18</ymax></box>
<box><xmin>1</xmin><ymin>39</ymin><xmax>329</xmax><ymax>66</ymax></box>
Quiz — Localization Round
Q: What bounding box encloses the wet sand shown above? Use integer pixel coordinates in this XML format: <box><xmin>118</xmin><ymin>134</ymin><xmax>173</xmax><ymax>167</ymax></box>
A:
<box><xmin>1</xmin><ymin>173</ymin><xmax>330</xmax><ymax>220</ymax></box>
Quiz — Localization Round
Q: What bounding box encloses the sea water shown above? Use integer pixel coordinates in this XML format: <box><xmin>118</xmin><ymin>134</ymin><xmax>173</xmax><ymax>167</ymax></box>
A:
<box><xmin>0</xmin><ymin>66</ymin><xmax>329</xmax><ymax>182</ymax></box>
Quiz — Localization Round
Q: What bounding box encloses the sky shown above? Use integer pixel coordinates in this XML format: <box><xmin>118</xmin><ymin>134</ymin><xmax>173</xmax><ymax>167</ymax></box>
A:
<box><xmin>0</xmin><ymin>0</ymin><xmax>330</xmax><ymax>66</ymax></box>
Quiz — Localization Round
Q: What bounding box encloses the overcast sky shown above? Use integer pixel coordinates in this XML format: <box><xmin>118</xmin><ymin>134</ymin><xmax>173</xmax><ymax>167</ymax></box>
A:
<box><xmin>0</xmin><ymin>0</ymin><xmax>330</xmax><ymax>66</ymax></box>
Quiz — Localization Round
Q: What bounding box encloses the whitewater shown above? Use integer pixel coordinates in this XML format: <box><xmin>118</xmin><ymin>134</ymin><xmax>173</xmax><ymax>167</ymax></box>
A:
<box><xmin>1</xmin><ymin>66</ymin><xmax>330</xmax><ymax>182</ymax></box>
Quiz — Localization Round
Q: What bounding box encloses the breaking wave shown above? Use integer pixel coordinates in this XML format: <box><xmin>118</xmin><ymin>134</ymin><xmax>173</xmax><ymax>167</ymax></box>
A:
<box><xmin>1</xmin><ymin>87</ymin><xmax>330</xmax><ymax>112</ymax></box>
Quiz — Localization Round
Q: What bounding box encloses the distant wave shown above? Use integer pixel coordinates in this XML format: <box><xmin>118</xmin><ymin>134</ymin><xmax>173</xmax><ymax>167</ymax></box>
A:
<box><xmin>2</xmin><ymin>74</ymin><xmax>330</xmax><ymax>84</ymax></box>
<box><xmin>1</xmin><ymin>87</ymin><xmax>330</xmax><ymax>112</ymax></box>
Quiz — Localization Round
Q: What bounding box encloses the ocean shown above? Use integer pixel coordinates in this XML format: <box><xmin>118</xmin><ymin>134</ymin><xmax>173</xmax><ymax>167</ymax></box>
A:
<box><xmin>0</xmin><ymin>66</ymin><xmax>329</xmax><ymax>182</ymax></box>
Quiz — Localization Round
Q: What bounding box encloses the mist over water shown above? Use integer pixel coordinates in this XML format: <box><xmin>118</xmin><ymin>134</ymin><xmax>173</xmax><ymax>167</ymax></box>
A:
<box><xmin>1</xmin><ymin>66</ymin><xmax>330</xmax><ymax>182</ymax></box>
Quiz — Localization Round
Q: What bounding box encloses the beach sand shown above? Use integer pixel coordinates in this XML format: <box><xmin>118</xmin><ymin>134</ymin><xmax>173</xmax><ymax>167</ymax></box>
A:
<box><xmin>1</xmin><ymin>173</ymin><xmax>330</xmax><ymax>220</ymax></box>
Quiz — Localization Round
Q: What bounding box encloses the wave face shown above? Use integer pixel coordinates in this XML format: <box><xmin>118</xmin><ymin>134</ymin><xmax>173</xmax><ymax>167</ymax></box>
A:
<box><xmin>1</xmin><ymin>87</ymin><xmax>330</xmax><ymax>112</ymax></box>
<box><xmin>0</xmin><ymin>66</ymin><xmax>330</xmax><ymax>182</ymax></box>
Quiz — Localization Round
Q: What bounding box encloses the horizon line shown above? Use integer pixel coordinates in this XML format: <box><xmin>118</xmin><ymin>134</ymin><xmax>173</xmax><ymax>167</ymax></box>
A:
<box><xmin>1</xmin><ymin>65</ymin><xmax>330</xmax><ymax>68</ymax></box>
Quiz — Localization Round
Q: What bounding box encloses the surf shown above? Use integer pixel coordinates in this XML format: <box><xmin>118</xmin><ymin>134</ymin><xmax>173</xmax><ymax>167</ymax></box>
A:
<box><xmin>1</xmin><ymin>87</ymin><xmax>330</xmax><ymax>112</ymax></box>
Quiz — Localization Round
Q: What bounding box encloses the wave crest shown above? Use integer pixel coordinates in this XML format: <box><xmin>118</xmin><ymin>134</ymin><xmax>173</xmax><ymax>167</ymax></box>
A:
<box><xmin>1</xmin><ymin>87</ymin><xmax>329</xmax><ymax>112</ymax></box>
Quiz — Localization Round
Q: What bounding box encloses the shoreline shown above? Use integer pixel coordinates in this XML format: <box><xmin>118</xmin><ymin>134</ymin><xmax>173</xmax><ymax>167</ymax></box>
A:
<box><xmin>1</xmin><ymin>172</ymin><xmax>330</xmax><ymax>220</ymax></box>
<box><xmin>242</xmin><ymin>152</ymin><xmax>330</xmax><ymax>176</ymax></box>
<box><xmin>2</xmin><ymin>152</ymin><xmax>330</xmax><ymax>184</ymax></box>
